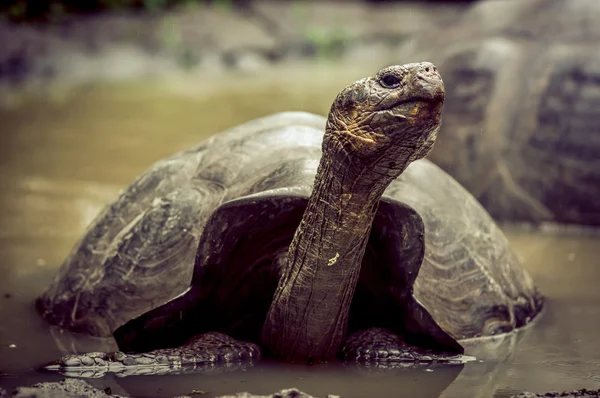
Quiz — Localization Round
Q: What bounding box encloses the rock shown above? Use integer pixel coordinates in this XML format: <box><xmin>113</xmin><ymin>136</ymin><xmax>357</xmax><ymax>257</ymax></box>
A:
<box><xmin>510</xmin><ymin>388</ymin><xmax>600</xmax><ymax>398</ymax></box>
<box><xmin>0</xmin><ymin>379</ymin><xmax>124</xmax><ymax>398</ymax></box>
<box><xmin>0</xmin><ymin>1</ymin><xmax>468</xmax><ymax>92</ymax></box>
<box><xmin>167</xmin><ymin>4</ymin><xmax>276</xmax><ymax>54</ymax></box>
<box><xmin>250</xmin><ymin>1</ymin><xmax>465</xmax><ymax>43</ymax></box>
<box><xmin>217</xmin><ymin>389</ymin><xmax>337</xmax><ymax>398</ymax></box>
<box><xmin>0</xmin><ymin>383</ymin><xmax>330</xmax><ymax>398</ymax></box>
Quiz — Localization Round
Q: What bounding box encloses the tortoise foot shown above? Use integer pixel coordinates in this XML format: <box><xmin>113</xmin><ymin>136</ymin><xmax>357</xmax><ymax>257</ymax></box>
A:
<box><xmin>43</xmin><ymin>332</ymin><xmax>261</xmax><ymax>378</ymax></box>
<box><xmin>342</xmin><ymin>328</ymin><xmax>475</xmax><ymax>369</ymax></box>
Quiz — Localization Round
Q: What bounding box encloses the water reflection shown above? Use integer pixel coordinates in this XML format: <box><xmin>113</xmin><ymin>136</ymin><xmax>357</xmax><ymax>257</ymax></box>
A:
<box><xmin>1</xmin><ymin>68</ymin><xmax>599</xmax><ymax>397</ymax></box>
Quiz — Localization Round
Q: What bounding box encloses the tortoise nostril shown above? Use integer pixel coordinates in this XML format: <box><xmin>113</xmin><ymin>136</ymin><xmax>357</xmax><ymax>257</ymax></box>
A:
<box><xmin>425</xmin><ymin>67</ymin><xmax>430</xmax><ymax>72</ymax></box>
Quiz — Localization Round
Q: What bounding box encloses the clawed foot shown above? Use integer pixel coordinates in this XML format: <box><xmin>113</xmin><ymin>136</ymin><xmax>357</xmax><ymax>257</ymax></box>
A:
<box><xmin>343</xmin><ymin>328</ymin><xmax>476</xmax><ymax>368</ymax></box>
<box><xmin>43</xmin><ymin>328</ymin><xmax>473</xmax><ymax>378</ymax></box>
<box><xmin>43</xmin><ymin>332</ymin><xmax>261</xmax><ymax>378</ymax></box>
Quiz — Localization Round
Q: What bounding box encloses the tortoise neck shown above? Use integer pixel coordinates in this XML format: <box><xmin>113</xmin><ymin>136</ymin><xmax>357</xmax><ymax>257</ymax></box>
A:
<box><xmin>262</xmin><ymin>131</ymin><xmax>401</xmax><ymax>362</ymax></box>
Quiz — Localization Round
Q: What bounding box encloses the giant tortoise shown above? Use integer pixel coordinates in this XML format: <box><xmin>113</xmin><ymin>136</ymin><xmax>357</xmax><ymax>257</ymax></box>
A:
<box><xmin>396</xmin><ymin>0</ymin><xmax>600</xmax><ymax>226</ymax></box>
<box><xmin>37</xmin><ymin>62</ymin><xmax>542</xmax><ymax>375</ymax></box>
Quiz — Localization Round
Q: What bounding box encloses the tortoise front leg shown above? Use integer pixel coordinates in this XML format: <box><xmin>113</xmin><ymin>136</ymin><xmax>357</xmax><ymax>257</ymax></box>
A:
<box><xmin>43</xmin><ymin>332</ymin><xmax>260</xmax><ymax>378</ymax></box>
<box><xmin>342</xmin><ymin>327</ymin><xmax>473</xmax><ymax>368</ymax></box>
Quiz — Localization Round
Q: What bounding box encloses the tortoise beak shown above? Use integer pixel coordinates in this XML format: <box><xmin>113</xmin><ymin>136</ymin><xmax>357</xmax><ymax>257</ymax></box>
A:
<box><xmin>409</xmin><ymin>62</ymin><xmax>445</xmax><ymax>104</ymax></box>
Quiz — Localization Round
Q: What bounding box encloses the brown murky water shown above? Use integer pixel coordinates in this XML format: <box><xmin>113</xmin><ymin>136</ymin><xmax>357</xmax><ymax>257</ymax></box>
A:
<box><xmin>1</xmin><ymin>66</ymin><xmax>599</xmax><ymax>397</ymax></box>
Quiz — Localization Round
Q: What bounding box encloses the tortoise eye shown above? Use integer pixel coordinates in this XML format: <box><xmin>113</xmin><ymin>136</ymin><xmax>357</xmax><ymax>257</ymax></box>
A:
<box><xmin>380</xmin><ymin>74</ymin><xmax>401</xmax><ymax>88</ymax></box>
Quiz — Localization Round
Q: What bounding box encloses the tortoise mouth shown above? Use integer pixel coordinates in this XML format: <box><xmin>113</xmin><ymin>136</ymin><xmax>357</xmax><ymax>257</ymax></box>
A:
<box><xmin>389</xmin><ymin>94</ymin><xmax>444</xmax><ymax>108</ymax></box>
<box><xmin>380</xmin><ymin>98</ymin><xmax>443</xmax><ymax>118</ymax></box>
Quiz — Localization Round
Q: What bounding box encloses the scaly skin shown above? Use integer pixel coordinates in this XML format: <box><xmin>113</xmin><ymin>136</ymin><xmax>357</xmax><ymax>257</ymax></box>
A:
<box><xmin>44</xmin><ymin>332</ymin><xmax>260</xmax><ymax>378</ymax></box>
<box><xmin>44</xmin><ymin>328</ymin><xmax>473</xmax><ymax>378</ymax></box>
<box><xmin>343</xmin><ymin>328</ymin><xmax>471</xmax><ymax>367</ymax></box>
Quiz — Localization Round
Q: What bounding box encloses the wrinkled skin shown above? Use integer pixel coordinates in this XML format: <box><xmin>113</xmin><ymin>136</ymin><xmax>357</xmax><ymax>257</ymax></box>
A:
<box><xmin>262</xmin><ymin>63</ymin><xmax>446</xmax><ymax>361</ymax></box>
<box><xmin>43</xmin><ymin>63</ymin><xmax>476</xmax><ymax>376</ymax></box>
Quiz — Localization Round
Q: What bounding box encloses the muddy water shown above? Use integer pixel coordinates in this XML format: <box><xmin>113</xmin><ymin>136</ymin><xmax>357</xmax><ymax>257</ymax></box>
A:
<box><xmin>0</xmin><ymin>67</ymin><xmax>599</xmax><ymax>397</ymax></box>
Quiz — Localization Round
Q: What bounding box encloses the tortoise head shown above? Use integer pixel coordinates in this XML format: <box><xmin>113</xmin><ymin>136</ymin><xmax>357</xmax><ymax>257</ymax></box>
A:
<box><xmin>325</xmin><ymin>62</ymin><xmax>444</xmax><ymax>184</ymax></box>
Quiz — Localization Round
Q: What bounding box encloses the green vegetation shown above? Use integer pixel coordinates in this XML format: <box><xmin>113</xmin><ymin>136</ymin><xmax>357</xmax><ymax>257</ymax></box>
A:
<box><xmin>157</xmin><ymin>16</ymin><xmax>201</xmax><ymax>69</ymax></box>
<box><xmin>303</xmin><ymin>25</ymin><xmax>349</xmax><ymax>60</ymax></box>
<box><xmin>0</xmin><ymin>0</ymin><xmax>239</xmax><ymax>22</ymax></box>
<box><xmin>290</xmin><ymin>2</ymin><xmax>349</xmax><ymax>60</ymax></box>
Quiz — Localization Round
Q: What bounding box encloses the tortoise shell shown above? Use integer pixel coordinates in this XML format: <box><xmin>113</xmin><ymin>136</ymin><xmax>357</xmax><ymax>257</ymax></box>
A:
<box><xmin>37</xmin><ymin>112</ymin><xmax>543</xmax><ymax>348</ymax></box>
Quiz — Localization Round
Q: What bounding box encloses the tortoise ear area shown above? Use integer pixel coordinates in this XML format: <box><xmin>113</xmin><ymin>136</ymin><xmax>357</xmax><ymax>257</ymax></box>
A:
<box><xmin>336</xmin><ymin>81</ymin><xmax>371</xmax><ymax>110</ymax></box>
<box><xmin>115</xmin><ymin>193</ymin><xmax>309</xmax><ymax>353</ymax></box>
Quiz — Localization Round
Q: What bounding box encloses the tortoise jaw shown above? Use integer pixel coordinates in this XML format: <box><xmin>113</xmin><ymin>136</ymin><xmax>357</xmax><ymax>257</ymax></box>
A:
<box><xmin>386</xmin><ymin>92</ymin><xmax>444</xmax><ymax>110</ymax></box>
<box><xmin>381</xmin><ymin>98</ymin><xmax>443</xmax><ymax>120</ymax></box>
